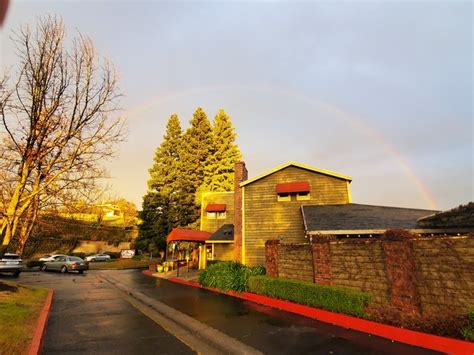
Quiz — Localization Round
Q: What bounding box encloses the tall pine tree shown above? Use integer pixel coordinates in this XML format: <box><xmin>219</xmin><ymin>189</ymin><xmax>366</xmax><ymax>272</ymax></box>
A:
<box><xmin>203</xmin><ymin>109</ymin><xmax>242</xmax><ymax>192</ymax></box>
<box><xmin>179</xmin><ymin>107</ymin><xmax>213</xmax><ymax>201</ymax></box>
<box><xmin>138</xmin><ymin>114</ymin><xmax>195</xmax><ymax>251</ymax></box>
<box><xmin>148</xmin><ymin>114</ymin><xmax>182</xmax><ymax>195</ymax></box>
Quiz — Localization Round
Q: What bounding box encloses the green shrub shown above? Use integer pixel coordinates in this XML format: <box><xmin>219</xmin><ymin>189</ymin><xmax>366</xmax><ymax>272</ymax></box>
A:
<box><xmin>461</xmin><ymin>306</ymin><xmax>474</xmax><ymax>341</ymax></box>
<box><xmin>70</xmin><ymin>252</ymin><xmax>86</xmax><ymax>259</ymax></box>
<box><xmin>26</xmin><ymin>260</ymin><xmax>45</xmax><ymax>269</ymax></box>
<box><xmin>248</xmin><ymin>276</ymin><xmax>371</xmax><ymax>317</ymax></box>
<box><xmin>106</xmin><ymin>252</ymin><xmax>121</xmax><ymax>259</ymax></box>
<box><xmin>198</xmin><ymin>262</ymin><xmax>266</xmax><ymax>292</ymax></box>
<box><xmin>206</xmin><ymin>260</ymin><xmax>223</xmax><ymax>267</ymax></box>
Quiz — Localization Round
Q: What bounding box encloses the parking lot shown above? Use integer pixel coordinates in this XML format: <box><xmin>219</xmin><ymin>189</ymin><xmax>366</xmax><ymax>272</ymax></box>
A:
<box><xmin>18</xmin><ymin>270</ymin><xmax>194</xmax><ymax>354</ymax></box>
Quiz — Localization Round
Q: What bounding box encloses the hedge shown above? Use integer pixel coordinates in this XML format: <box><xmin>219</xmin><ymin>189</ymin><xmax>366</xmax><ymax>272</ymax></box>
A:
<box><xmin>26</xmin><ymin>260</ymin><xmax>45</xmax><ymax>269</ymax></box>
<box><xmin>248</xmin><ymin>276</ymin><xmax>371</xmax><ymax>317</ymax></box>
<box><xmin>461</xmin><ymin>306</ymin><xmax>474</xmax><ymax>341</ymax></box>
<box><xmin>198</xmin><ymin>262</ymin><xmax>265</xmax><ymax>292</ymax></box>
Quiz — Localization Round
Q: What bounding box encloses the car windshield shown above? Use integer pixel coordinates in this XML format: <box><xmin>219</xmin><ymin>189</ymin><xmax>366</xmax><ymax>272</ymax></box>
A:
<box><xmin>69</xmin><ymin>257</ymin><xmax>83</xmax><ymax>262</ymax></box>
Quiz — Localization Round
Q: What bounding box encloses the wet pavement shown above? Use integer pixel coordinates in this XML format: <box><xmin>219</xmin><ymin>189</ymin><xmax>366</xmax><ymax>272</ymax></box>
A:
<box><xmin>18</xmin><ymin>271</ymin><xmax>194</xmax><ymax>355</ymax></box>
<box><xmin>108</xmin><ymin>270</ymin><xmax>440</xmax><ymax>355</ymax></box>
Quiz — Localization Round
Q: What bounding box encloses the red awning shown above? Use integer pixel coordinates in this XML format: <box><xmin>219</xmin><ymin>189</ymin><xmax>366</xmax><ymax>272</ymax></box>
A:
<box><xmin>276</xmin><ymin>181</ymin><xmax>310</xmax><ymax>194</ymax></box>
<box><xmin>166</xmin><ymin>228</ymin><xmax>212</xmax><ymax>243</ymax></box>
<box><xmin>205</xmin><ymin>204</ymin><xmax>226</xmax><ymax>212</ymax></box>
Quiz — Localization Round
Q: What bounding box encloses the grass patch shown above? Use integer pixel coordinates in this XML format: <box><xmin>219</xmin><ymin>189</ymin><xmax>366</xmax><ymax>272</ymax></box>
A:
<box><xmin>0</xmin><ymin>280</ymin><xmax>48</xmax><ymax>354</ymax></box>
<box><xmin>248</xmin><ymin>276</ymin><xmax>371</xmax><ymax>317</ymax></box>
<box><xmin>88</xmin><ymin>259</ymin><xmax>150</xmax><ymax>270</ymax></box>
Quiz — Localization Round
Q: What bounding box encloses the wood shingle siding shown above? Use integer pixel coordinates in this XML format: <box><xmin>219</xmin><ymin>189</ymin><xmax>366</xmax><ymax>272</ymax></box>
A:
<box><xmin>201</xmin><ymin>192</ymin><xmax>234</xmax><ymax>233</ymax></box>
<box><xmin>243</xmin><ymin>166</ymin><xmax>350</xmax><ymax>266</ymax></box>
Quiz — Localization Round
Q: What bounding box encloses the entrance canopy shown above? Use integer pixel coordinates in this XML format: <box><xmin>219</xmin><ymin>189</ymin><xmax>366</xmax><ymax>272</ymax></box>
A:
<box><xmin>166</xmin><ymin>228</ymin><xmax>212</xmax><ymax>243</ymax></box>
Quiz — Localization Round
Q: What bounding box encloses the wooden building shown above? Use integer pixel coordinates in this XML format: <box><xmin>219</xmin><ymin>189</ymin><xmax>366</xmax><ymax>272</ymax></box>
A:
<box><xmin>201</xmin><ymin>161</ymin><xmax>353</xmax><ymax>266</ymax></box>
<box><xmin>170</xmin><ymin>160</ymin><xmax>438</xmax><ymax>267</ymax></box>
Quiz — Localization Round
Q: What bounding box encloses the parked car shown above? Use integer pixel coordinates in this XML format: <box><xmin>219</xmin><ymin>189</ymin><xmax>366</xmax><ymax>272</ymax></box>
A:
<box><xmin>41</xmin><ymin>255</ymin><xmax>88</xmax><ymax>274</ymax></box>
<box><xmin>0</xmin><ymin>253</ymin><xmax>22</xmax><ymax>277</ymax></box>
<box><xmin>85</xmin><ymin>254</ymin><xmax>111</xmax><ymax>262</ymax></box>
<box><xmin>39</xmin><ymin>254</ymin><xmax>67</xmax><ymax>262</ymax></box>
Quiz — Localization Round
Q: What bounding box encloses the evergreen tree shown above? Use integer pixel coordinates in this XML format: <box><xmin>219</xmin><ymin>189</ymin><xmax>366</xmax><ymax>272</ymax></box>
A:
<box><xmin>179</xmin><ymin>107</ymin><xmax>213</xmax><ymax>198</ymax></box>
<box><xmin>148</xmin><ymin>114</ymin><xmax>182</xmax><ymax>195</ymax></box>
<box><xmin>203</xmin><ymin>109</ymin><xmax>242</xmax><ymax>191</ymax></box>
<box><xmin>138</xmin><ymin>114</ymin><xmax>196</xmax><ymax>251</ymax></box>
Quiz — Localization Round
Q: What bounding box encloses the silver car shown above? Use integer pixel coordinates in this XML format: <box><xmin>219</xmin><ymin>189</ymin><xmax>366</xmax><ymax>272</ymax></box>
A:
<box><xmin>0</xmin><ymin>253</ymin><xmax>22</xmax><ymax>277</ymax></box>
<box><xmin>39</xmin><ymin>254</ymin><xmax>67</xmax><ymax>262</ymax></box>
<box><xmin>41</xmin><ymin>255</ymin><xmax>88</xmax><ymax>274</ymax></box>
<box><xmin>85</xmin><ymin>253</ymin><xmax>111</xmax><ymax>262</ymax></box>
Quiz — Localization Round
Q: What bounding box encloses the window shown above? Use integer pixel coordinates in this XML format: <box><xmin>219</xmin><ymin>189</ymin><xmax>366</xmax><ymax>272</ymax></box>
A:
<box><xmin>296</xmin><ymin>192</ymin><xmax>310</xmax><ymax>201</ymax></box>
<box><xmin>207</xmin><ymin>212</ymin><xmax>216</xmax><ymax>219</ymax></box>
<box><xmin>277</xmin><ymin>193</ymin><xmax>291</xmax><ymax>202</ymax></box>
<box><xmin>217</xmin><ymin>211</ymin><xmax>226</xmax><ymax>219</ymax></box>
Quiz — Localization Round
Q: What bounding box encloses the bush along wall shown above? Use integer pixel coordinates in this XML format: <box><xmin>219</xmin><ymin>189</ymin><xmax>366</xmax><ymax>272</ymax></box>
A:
<box><xmin>198</xmin><ymin>262</ymin><xmax>265</xmax><ymax>292</ymax></box>
<box><xmin>248</xmin><ymin>276</ymin><xmax>371</xmax><ymax>318</ymax></box>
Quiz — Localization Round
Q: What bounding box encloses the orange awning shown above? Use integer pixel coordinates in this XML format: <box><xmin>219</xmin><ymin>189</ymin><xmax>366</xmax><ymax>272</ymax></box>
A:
<box><xmin>276</xmin><ymin>181</ymin><xmax>310</xmax><ymax>194</ymax></box>
<box><xmin>205</xmin><ymin>204</ymin><xmax>226</xmax><ymax>212</ymax></box>
<box><xmin>166</xmin><ymin>228</ymin><xmax>212</xmax><ymax>243</ymax></box>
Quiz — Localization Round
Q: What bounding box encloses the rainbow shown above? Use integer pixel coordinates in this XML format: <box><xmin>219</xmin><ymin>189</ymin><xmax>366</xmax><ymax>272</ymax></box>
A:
<box><xmin>122</xmin><ymin>84</ymin><xmax>438</xmax><ymax>210</ymax></box>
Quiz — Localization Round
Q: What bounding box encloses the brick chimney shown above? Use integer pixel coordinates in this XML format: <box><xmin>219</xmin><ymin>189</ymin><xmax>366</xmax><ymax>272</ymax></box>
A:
<box><xmin>233</xmin><ymin>161</ymin><xmax>248</xmax><ymax>263</ymax></box>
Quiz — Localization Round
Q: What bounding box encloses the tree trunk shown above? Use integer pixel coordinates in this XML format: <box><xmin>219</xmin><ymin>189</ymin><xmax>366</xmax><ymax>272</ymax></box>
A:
<box><xmin>16</xmin><ymin>198</ymin><xmax>39</xmax><ymax>256</ymax></box>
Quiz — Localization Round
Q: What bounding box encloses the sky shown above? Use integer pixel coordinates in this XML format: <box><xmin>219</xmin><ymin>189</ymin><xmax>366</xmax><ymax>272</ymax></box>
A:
<box><xmin>0</xmin><ymin>0</ymin><xmax>472</xmax><ymax>211</ymax></box>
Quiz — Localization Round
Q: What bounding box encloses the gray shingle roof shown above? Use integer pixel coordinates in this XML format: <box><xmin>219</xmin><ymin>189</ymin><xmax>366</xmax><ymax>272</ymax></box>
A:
<box><xmin>302</xmin><ymin>203</ymin><xmax>438</xmax><ymax>233</ymax></box>
<box><xmin>206</xmin><ymin>224</ymin><xmax>234</xmax><ymax>242</ymax></box>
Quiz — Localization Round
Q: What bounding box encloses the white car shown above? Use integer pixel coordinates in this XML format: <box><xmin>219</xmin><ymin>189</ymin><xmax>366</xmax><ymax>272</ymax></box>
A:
<box><xmin>39</xmin><ymin>254</ymin><xmax>68</xmax><ymax>262</ymax></box>
<box><xmin>85</xmin><ymin>254</ymin><xmax>111</xmax><ymax>262</ymax></box>
<box><xmin>0</xmin><ymin>253</ymin><xmax>22</xmax><ymax>277</ymax></box>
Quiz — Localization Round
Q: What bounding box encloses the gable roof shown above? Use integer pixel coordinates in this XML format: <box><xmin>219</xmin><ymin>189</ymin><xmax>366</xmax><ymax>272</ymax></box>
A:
<box><xmin>240</xmin><ymin>162</ymin><xmax>352</xmax><ymax>187</ymax></box>
<box><xmin>206</xmin><ymin>224</ymin><xmax>234</xmax><ymax>242</ymax></box>
<box><xmin>302</xmin><ymin>203</ymin><xmax>438</xmax><ymax>235</ymax></box>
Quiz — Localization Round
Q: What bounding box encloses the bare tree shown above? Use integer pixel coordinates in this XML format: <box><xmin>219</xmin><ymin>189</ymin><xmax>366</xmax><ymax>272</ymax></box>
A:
<box><xmin>0</xmin><ymin>16</ymin><xmax>125</xmax><ymax>254</ymax></box>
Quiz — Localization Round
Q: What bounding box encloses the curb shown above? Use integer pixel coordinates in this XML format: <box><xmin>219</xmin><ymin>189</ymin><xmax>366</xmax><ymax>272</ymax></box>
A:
<box><xmin>28</xmin><ymin>289</ymin><xmax>53</xmax><ymax>355</ymax></box>
<box><xmin>166</xmin><ymin>277</ymin><xmax>474</xmax><ymax>355</ymax></box>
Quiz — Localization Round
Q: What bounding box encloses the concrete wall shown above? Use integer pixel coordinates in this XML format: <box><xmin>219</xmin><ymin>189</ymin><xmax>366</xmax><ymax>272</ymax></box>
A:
<box><xmin>266</xmin><ymin>235</ymin><xmax>473</xmax><ymax>315</ymax></box>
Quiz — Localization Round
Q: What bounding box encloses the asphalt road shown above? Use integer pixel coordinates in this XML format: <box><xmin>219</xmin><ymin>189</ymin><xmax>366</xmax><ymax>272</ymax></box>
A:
<box><xmin>18</xmin><ymin>270</ymin><xmax>194</xmax><ymax>355</ymax></box>
<box><xmin>18</xmin><ymin>269</ymin><xmax>441</xmax><ymax>355</ymax></box>
<box><xmin>109</xmin><ymin>270</ymin><xmax>440</xmax><ymax>355</ymax></box>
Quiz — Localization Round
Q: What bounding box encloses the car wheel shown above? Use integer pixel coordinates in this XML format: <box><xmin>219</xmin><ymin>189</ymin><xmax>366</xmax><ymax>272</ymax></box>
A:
<box><xmin>78</xmin><ymin>270</ymin><xmax>84</xmax><ymax>274</ymax></box>
<box><xmin>60</xmin><ymin>265</ymin><xmax>68</xmax><ymax>274</ymax></box>
<box><xmin>13</xmin><ymin>270</ymin><xmax>20</xmax><ymax>277</ymax></box>
<box><xmin>41</xmin><ymin>264</ymin><xmax>47</xmax><ymax>272</ymax></box>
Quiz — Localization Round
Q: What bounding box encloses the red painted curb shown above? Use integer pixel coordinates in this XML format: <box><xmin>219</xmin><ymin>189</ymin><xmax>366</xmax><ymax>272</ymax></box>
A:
<box><xmin>167</xmin><ymin>277</ymin><xmax>474</xmax><ymax>355</ymax></box>
<box><xmin>142</xmin><ymin>270</ymin><xmax>154</xmax><ymax>276</ymax></box>
<box><xmin>28</xmin><ymin>289</ymin><xmax>54</xmax><ymax>355</ymax></box>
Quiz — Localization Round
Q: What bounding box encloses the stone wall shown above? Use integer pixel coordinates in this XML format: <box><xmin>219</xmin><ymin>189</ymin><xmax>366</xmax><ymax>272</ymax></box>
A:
<box><xmin>277</xmin><ymin>243</ymin><xmax>313</xmax><ymax>282</ymax></box>
<box><xmin>331</xmin><ymin>240</ymin><xmax>389</xmax><ymax>304</ymax></box>
<box><xmin>265</xmin><ymin>235</ymin><xmax>474</xmax><ymax>315</ymax></box>
<box><xmin>412</xmin><ymin>237</ymin><xmax>473</xmax><ymax>314</ymax></box>
<box><xmin>72</xmin><ymin>240</ymin><xmax>131</xmax><ymax>254</ymax></box>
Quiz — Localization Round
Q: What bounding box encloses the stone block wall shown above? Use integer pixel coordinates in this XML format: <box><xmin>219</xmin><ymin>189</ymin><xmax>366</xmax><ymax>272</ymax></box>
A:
<box><xmin>276</xmin><ymin>243</ymin><xmax>313</xmax><ymax>282</ymax></box>
<box><xmin>412</xmin><ymin>237</ymin><xmax>474</xmax><ymax>314</ymax></box>
<box><xmin>265</xmin><ymin>235</ymin><xmax>473</xmax><ymax>315</ymax></box>
<box><xmin>330</xmin><ymin>240</ymin><xmax>389</xmax><ymax>304</ymax></box>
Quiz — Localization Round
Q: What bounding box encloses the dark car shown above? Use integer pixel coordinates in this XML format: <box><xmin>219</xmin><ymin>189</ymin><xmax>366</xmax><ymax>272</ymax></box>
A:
<box><xmin>0</xmin><ymin>253</ymin><xmax>22</xmax><ymax>277</ymax></box>
<box><xmin>41</xmin><ymin>255</ymin><xmax>88</xmax><ymax>274</ymax></box>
